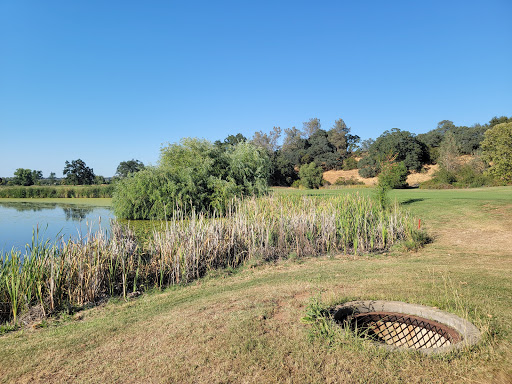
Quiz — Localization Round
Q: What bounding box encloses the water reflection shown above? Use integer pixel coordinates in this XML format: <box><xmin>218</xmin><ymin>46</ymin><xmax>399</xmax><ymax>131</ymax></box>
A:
<box><xmin>0</xmin><ymin>202</ymin><xmax>96</xmax><ymax>222</ymax></box>
<box><xmin>62</xmin><ymin>206</ymin><xmax>94</xmax><ymax>221</ymax></box>
<box><xmin>0</xmin><ymin>201</ymin><xmax>114</xmax><ymax>252</ymax></box>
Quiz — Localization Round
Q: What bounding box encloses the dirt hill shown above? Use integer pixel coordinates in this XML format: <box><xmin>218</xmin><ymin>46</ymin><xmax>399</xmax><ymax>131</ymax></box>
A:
<box><xmin>323</xmin><ymin>164</ymin><xmax>439</xmax><ymax>187</ymax></box>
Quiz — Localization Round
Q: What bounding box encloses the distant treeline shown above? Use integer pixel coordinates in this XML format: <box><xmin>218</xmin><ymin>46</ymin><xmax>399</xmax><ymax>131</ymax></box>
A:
<box><xmin>0</xmin><ymin>185</ymin><xmax>114</xmax><ymax>198</ymax></box>
<box><xmin>2</xmin><ymin>115</ymin><xmax>511</xmax><ymax>195</ymax></box>
<box><xmin>244</xmin><ymin>115</ymin><xmax>512</xmax><ymax>187</ymax></box>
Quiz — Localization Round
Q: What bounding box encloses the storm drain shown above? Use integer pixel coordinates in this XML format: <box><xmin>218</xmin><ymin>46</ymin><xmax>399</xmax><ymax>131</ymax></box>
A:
<box><xmin>334</xmin><ymin>301</ymin><xmax>481</xmax><ymax>354</ymax></box>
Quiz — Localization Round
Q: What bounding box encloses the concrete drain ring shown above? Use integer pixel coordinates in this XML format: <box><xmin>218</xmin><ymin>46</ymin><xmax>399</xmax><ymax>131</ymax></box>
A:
<box><xmin>333</xmin><ymin>301</ymin><xmax>481</xmax><ymax>354</ymax></box>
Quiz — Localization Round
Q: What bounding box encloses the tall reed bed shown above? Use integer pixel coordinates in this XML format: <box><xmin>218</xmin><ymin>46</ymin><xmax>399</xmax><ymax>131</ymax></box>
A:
<box><xmin>0</xmin><ymin>194</ymin><xmax>425</xmax><ymax>325</ymax></box>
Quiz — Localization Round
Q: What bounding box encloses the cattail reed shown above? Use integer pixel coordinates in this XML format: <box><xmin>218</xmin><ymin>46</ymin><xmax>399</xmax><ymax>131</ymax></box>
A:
<box><xmin>0</xmin><ymin>193</ymin><xmax>424</xmax><ymax>325</ymax></box>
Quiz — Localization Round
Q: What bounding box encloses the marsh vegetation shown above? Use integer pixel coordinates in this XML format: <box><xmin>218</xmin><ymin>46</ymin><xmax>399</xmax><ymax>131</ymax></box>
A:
<box><xmin>0</xmin><ymin>193</ymin><xmax>425</xmax><ymax>325</ymax></box>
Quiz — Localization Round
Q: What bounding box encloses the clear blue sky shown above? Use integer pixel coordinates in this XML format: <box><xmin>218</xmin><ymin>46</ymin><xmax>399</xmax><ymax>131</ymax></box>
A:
<box><xmin>1</xmin><ymin>0</ymin><xmax>511</xmax><ymax>177</ymax></box>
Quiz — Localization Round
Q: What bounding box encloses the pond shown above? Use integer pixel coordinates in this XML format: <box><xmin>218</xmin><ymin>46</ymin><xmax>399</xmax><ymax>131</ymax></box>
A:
<box><xmin>0</xmin><ymin>200</ymin><xmax>115</xmax><ymax>254</ymax></box>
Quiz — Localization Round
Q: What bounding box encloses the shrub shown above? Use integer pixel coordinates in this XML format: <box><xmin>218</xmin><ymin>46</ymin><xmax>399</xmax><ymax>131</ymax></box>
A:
<box><xmin>378</xmin><ymin>161</ymin><xmax>408</xmax><ymax>189</ymax></box>
<box><xmin>420</xmin><ymin>157</ymin><xmax>497</xmax><ymax>189</ymax></box>
<box><xmin>342</xmin><ymin>157</ymin><xmax>358</xmax><ymax>170</ymax></box>
<box><xmin>299</xmin><ymin>162</ymin><xmax>324</xmax><ymax>189</ymax></box>
<box><xmin>291</xmin><ymin>180</ymin><xmax>302</xmax><ymax>188</ymax></box>
<box><xmin>334</xmin><ymin>177</ymin><xmax>364</xmax><ymax>186</ymax></box>
<box><xmin>358</xmin><ymin>155</ymin><xmax>379</xmax><ymax>178</ymax></box>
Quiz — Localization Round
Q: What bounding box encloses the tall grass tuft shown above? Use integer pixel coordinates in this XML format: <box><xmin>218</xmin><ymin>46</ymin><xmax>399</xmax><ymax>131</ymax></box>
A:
<box><xmin>0</xmin><ymin>193</ymin><xmax>426</xmax><ymax>325</ymax></box>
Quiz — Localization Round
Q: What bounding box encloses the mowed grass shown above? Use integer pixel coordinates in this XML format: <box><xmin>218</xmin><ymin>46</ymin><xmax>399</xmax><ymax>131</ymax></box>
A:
<box><xmin>0</xmin><ymin>187</ymin><xmax>511</xmax><ymax>383</ymax></box>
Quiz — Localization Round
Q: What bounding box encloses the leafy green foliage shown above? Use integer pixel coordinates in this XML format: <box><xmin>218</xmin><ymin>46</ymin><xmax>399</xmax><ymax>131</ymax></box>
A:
<box><xmin>334</xmin><ymin>177</ymin><xmax>364</xmax><ymax>186</ymax></box>
<box><xmin>63</xmin><ymin>159</ymin><xmax>95</xmax><ymax>185</ymax></box>
<box><xmin>214</xmin><ymin>133</ymin><xmax>247</xmax><ymax>150</ymax></box>
<box><xmin>12</xmin><ymin>169</ymin><xmax>42</xmax><ymax>186</ymax></box>
<box><xmin>301</xmin><ymin>297</ymin><xmax>334</xmax><ymax>339</ymax></box>
<box><xmin>378</xmin><ymin>161</ymin><xmax>408</xmax><ymax>189</ymax></box>
<box><xmin>437</xmin><ymin>131</ymin><xmax>460</xmax><ymax>172</ymax></box>
<box><xmin>299</xmin><ymin>162</ymin><xmax>324</xmax><ymax>189</ymax></box>
<box><xmin>305</xmin><ymin>129</ymin><xmax>340</xmax><ymax>170</ymax></box>
<box><xmin>358</xmin><ymin>128</ymin><xmax>428</xmax><ymax>178</ymax></box>
<box><xmin>481</xmin><ymin>122</ymin><xmax>512</xmax><ymax>183</ymax></box>
<box><xmin>0</xmin><ymin>185</ymin><xmax>113</xmax><ymax>198</ymax></box>
<box><xmin>342</xmin><ymin>157</ymin><xmax>358</xmax><ymax>171</ymax></box>
<box><xmin>302</xmin><ymin>117</ymin><xmax>321</xmax><ymax>138</ymax></box>
<box><xmin>116</xmin><ymin>159</ymin><xmax>145</xmax><ymax>178</ymax></box>
<box><xmin>420</xmin><ymin>157</ymin><xmax>495</xmax><ymax>189</ymax></box>
<box><xmin>267</xmin><ymin>117</ymin><xmax>359</xmax><ymax>185</ymax></box>
<box><xmin>113</xmin><ymin>138</ymin><xmax>270</xmax><ymax>219</ymax></box>
<box><xmin>357</xmin><ymin>155</ymin><xmax>379</xmax><ymax>178</ymax></box>
<box><xmin>417</xmin><ymin>116</ymin><xmax>512</xmax><ymax>162</ymax></box>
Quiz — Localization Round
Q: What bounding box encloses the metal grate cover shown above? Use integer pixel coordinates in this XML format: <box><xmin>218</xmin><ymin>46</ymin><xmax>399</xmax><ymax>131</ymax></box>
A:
<box><xmin>350</xmin><ymin>312</ymin><xmax>461</xmax><ymax>350</ymax></box>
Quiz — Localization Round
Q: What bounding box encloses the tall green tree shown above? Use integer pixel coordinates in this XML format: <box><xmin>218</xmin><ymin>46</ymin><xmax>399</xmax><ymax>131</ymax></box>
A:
<box><xmin>327</xmin><ymin>118</ymin><xmax>360</xmax><ymax>158</ymax></box>
<box><xmin>116</xmin><ymin>159</ymin><xmax>145</xmax><ymax>178</ymax></box>
<box><xmin>214</xmin><ymin>133</ymin><xmax>247</xmax><ymax>150</ymax></box>
<box><xmin>481</xmin><ymin>122</ymin><xmax>512</xmax><ymax>183</ymax></box>
<box><xmin>281</xmin><ymin>127</ymin><xmax>307</xmax><ymax>169</ymax></box>
<box><xmin>438</xmin><ymin>131</ymin><xmax>460</xmax><ymax>172</ymax></box>
<box><xmin>358</xmin><ymin>128</ymin><xmax>428</xmax><ymax>177</ymax></box>
<box><xmin>305</xmin><ymin>129</ymin><xmax>339</xmax><ymax>170</ymax></box>
<box><xmin>13</xmin><ymin>168</ymin><xmax>41</xmax><ymax>186</ymax></box>
<box><xmin>63</xmin><ymin>159</ymin><xmax>95</xmax><ymax>185</ymax></box>
<box><xmin>113</xmin><ymin>138</ymin><xmax>270</xmax><ymax>219</ymax></box>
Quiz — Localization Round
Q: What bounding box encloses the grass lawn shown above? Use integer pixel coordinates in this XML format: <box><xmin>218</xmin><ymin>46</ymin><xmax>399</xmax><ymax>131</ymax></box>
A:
<box><xmin>0</xmin><ymin>187</ymin><xmax>511</xmax><ymax>383</ymax></box>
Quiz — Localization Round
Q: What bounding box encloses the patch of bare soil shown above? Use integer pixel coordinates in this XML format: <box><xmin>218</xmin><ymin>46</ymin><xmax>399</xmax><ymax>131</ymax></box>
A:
<box><xmin>406</xmin><ymin>164</ymin><xmax>439</xmax><ymax>186</ymax></box>
<box><xmin>323</xmin><ymin>169</ymin><xmax>377</xmax><ymax>186</ymax></box>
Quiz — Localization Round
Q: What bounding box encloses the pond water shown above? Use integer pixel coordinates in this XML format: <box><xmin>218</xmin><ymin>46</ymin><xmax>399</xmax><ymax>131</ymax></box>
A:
<box><xmin>0</xmin><ymin>201</ymin><xmax>115</xmax><ymax>253</ymax></box>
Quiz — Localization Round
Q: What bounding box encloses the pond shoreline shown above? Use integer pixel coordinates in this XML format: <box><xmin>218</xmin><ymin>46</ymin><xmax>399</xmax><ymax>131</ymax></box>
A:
<box><xmin>0</xmin><ymin>197</ymin><xmax>112</xmax><ymax>207</ymax></box>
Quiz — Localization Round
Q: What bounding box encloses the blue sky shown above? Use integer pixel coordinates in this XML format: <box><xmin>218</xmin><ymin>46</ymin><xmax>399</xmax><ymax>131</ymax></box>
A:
<box><xmin>1</xmin><ymin>0</ymin><xmax>511</xmax><ymax>177</ymax></box>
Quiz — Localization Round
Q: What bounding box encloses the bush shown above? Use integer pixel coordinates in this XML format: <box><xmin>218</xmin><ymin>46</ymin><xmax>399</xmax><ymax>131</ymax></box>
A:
<box><xmin>378</xmin><ymin>161</ymin><xmax>408</xmax><ymax>189</ymax></box>
<box><xmin>291</xmin><ymin>180</ymin><xmax>302</xmax><ymax>188</ymax></box>
<box><xmin>299</xmin><ymin>162</ymin><xmax>324</xmax><ymax>189</ymax></box>
<box><xmin>334</xmin><ymin>177</ymin><xmax>364</xmax><ymax>186</ymax></box>
<box><xmin>358</xmin><ymin>155</ymin><xmax>379</xmax><ymax>178</ymax></box>
<box><xmin>420</xmin><ymin>158</ymin><xmax>497</xmax><ymax>189</ymax></box>
<box><xmin>342</xmin><ymin>157</ymin><xmax>358</xmax><ymax>170</ymax></box>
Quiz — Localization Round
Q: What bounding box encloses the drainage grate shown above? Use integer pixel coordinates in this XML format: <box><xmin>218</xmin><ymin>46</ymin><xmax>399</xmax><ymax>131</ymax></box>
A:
<box><xmin>333</xmin><ymin>301</ymin><xmax>481</xmax><ymax>354</ymax></box>
<box><xmin>350</xmin><ymin>312</ymin><xmax>461</xmax><ymax>350</ymax></box>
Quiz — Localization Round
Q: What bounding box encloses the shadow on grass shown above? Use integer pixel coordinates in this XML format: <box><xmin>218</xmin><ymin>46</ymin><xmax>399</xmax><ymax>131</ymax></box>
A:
<box><xmin>401</xmin><ymin>198</ymin><xmax>425</xmax><ymax>205</ymax></box>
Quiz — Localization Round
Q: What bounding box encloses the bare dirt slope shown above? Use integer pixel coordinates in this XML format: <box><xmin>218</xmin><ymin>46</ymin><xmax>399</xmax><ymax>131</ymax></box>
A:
<box><xmin>323</xmin><ymin>164</ymin><xmax>439</xmax><ymax>186</ymax></box>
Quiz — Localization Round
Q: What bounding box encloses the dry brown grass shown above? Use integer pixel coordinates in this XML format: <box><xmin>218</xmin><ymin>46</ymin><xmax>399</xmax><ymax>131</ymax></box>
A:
<box><xmin>323</xmin><ymin>169</ymin><xmax>377</xmax><ymax>186</ymax></box>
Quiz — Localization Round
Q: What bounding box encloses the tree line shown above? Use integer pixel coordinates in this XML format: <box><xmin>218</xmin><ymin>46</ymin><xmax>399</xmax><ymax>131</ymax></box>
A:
<box><xmin>0</xmin><ymin>159</ymin><xmax>145</xmax><ymax>187</ymax></box>
<box><xmin>1</xmin><ymin>115</ymin><xmax>511</xmax><ymax>191</ymax></box>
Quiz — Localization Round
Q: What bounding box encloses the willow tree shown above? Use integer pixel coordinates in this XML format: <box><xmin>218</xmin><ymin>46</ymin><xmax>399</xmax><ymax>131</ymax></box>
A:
<box><xmin>113</xmin><ymin>138</ymin><xmax>270</xmax><ymax>219</ymax></box>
